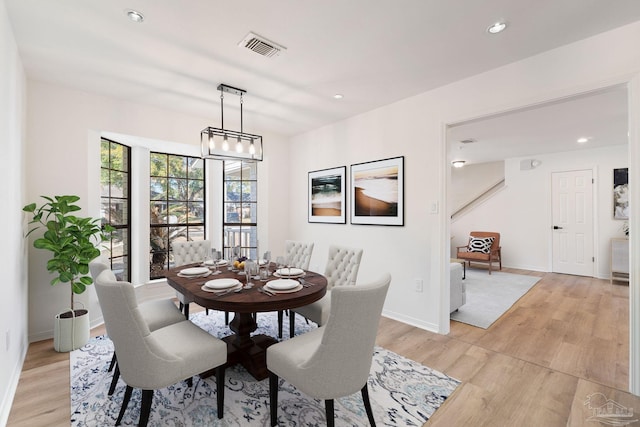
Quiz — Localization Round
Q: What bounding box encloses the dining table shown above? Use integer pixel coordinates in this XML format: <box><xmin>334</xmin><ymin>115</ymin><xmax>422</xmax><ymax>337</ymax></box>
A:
<box><xmin>163</xmin><ymin>262</ymin><xmax>327</xmax><ymax>380</ymax></box>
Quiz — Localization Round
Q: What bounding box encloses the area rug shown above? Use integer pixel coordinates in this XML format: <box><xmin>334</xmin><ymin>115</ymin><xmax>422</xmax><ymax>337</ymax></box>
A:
<box><xmin>71</xmin><ymin>311</ymin><xmax>460</xmax><ymax>426</ymax></box>
<box><xmin>450</xmin><ymin>269</ymin><xmax>541</xmax><ymax>329</ymax></box>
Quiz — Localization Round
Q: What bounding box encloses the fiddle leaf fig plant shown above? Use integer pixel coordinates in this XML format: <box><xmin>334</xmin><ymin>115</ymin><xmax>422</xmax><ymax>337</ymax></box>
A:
<box><xmin>23</xmin><ymin>195</ymin><xmax>113</xmax><ymax>312</ymax></box>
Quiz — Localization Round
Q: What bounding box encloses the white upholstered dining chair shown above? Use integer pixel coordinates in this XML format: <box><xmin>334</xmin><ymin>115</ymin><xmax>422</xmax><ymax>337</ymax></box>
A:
<box><xmin>276</xmin><ymin>240</ymin><xmax>315</xmax><ymax>338</ymax></box>
<box><xmin>284</xmin><ymin>240</ymin><xmax>314</xmax><ymax>270</ymax></box>
<box><xmin>267</xmin><ymin>273</ymin><xmax>391</xmax><ymax>427</ymax></box>
<box><xmin>287</xmin><ymin>244</ymin><xmax>363</xmax><ymax>338</ymax></box>
<box><xmin>89</xmin><ymin>258</ymin><xmax>186</xmax><ymax>395</ymax></box>
<box><xmin>172</xmin><ymin>240</ymin><xmax>212</xmax><ymax>318</ymax></box>
<box><xmin>94</xmin><ymin>269</ymin><xmax>228</xmax><ymax>427</ymax></box>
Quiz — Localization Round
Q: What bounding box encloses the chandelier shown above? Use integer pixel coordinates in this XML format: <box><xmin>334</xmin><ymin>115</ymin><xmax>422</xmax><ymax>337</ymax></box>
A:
<box><xmin>201</xmin><ymin>84</ymin><xmax>263</xmax><ymax>161</ymax></box>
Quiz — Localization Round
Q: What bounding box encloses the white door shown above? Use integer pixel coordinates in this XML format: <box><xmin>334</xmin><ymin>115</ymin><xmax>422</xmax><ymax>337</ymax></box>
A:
<box><xmin>551</xmin><ymin>170</ymin><xmax>594</xmax><ymax>276</ymax></box>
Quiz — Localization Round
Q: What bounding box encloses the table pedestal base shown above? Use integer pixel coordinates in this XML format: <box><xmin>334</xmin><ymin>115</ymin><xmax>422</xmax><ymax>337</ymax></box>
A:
<box><xmin>223</xmin><ymin>333</ymin><xmax>277</xmax><ymax>380</ymax></box>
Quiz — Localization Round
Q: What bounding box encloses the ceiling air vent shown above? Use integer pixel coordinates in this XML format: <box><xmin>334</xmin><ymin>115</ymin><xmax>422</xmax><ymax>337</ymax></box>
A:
<box><xmin>238</xmin><ymin>32</ymin><xmax>286</xmax><ymax>58</ymax></box>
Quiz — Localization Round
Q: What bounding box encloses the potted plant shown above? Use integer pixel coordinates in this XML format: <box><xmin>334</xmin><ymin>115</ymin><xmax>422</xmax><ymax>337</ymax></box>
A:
<box><xmin>23</xmin><ymin>195</ymin><xmax>112</xmax><ymax>352</ymax></box>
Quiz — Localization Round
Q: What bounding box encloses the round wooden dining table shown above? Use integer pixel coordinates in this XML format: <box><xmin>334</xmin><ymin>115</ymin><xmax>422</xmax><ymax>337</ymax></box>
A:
<box><xmin>164</xmin><ymin>263</ymin><xmax>327</xmax><ymax>380</ymax></box>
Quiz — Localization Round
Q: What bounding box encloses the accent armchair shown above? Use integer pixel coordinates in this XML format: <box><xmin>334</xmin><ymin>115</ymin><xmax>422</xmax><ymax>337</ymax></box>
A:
<box><xmin>268</xmin><ymin>273</ymin><xmax>391</xmax><ymax>427</ymax></box>
<box><xmin>456</xmin><ymin>231</ymin><xmax>502</xmax><ymax>274</ymax></box>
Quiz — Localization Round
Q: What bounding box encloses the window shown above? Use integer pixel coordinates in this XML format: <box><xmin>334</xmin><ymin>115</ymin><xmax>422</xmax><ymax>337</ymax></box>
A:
<box><xmin>100</xmin><ymin>138</ymin><xmax>131</xmax><ymax>281</ymax></box>
<box><xmin>223</xmin><ymin>161</ymin><xmax>258</xmax><ymax>260</ymax></box>
<box><xmin>149</xmin><ymin>153</ymin><xmax>205</xmax><ymax>279</ymax></box>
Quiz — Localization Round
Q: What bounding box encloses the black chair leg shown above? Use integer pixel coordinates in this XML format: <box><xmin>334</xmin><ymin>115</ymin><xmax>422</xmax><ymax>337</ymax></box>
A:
<box><xmin>108</xmin><ymin>353</ymin><xmax>117</xmax><ymax>372</ymax></box>
<box><xmin>138</xmin><ymin>389</ymin><xmax>154</xmax><ymax>427</ymax></box>
<box><xmin>115</xmin><ymin>385</ymin><xmax>133</xmax><ymax>425</ymax></box>
<box><xmin>361</xmin><ymin>384</ymin><xmax>376</xmax><ymax>426</ymax></box>
<box><xmin>325</xmin><ymin>399</ymin><xmax>335</xmax><ymax>427</ymax></box>
<box><xmin>269</xmin><ymin>372</ymin><xmax>279</xmax><ymax>426</ymax></box>
<box><xmin>224</xmin><ymin>311</ymin><xmax>229</xmax><ymax>325</ymax></box>
<box><xmin>186</xmin><ymin>377</ymin><xmax>193</xmax><ymax>388</ymax></box>
<box><xmin>184</xmin><ymin>303</ymin><xmax>190</xmax><ymax>320</ymax></box>
<box><xmin>216</xmin><ymin>366</ymin><xmax>226</xmax><ymax>419</ymax></box>
<box><xmin>289</xmin><ymin>312</ymin><xmax>295</xmax><ymax>338</ymax></box>
<box><xmin>108</xmin><ymin>363</ymin><xmax>120</xmax><ymax>396</ymax></box>
<box><xmin>277</xmin><ymin>310</ymin><xmax>284</xmax><ymax>339</ymax></box>
<box><xmin>179</xmin><ymin>302</ymin><xmax>184</xmax><ymax>312</ymax></box>
<box><xmin>205</xmin><ymin>308</ymin><xmax>210</xmax><ymax>315</ymax></box>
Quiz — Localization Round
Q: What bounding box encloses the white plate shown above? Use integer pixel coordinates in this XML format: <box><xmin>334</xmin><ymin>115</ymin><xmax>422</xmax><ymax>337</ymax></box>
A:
<box><xmin>179</xmin><ymin>267</ymin><xmax>210</xmax><ymax>276</ymax></box>
<box><xmin>264</xmin><ymin>283</ymin><xmax>303</xmax><ymax>294</ymax></box>
<box><xmin>266</xmin><ymin>278</ymin><xmax>300</xmax><ymax>290</ymax></box>
<box><xmin>203</xmin><ymin>259</ymin><xmax>229</xmax><ymax>266</ymax></box>
<box><xmin>275</xmin><ymin>267</ymin><xmax>304</xmax><ymax>277</ymax></box>
<box><xmin>204</xmin><ymin>278</ymin><xmax>241</xmax><ymax>290</ymax></box>
<box><xmin>201</xmin><ymin>283</ymin><xmax>242</xmax><ymax>293</ymax></box>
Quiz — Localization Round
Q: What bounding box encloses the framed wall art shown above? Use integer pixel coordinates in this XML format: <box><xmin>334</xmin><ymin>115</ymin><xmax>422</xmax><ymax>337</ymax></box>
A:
<box><xmin>614</xmin><ymin>167</ymin><xmax>629</xmax><ymax>220</ymax></box>
<box><xmin>308</xmin><ymin>166</ymin><xmax>347</xmax><ymax>224</ymax></box>
<box><xmin>350</xmin><ymin>156</ymin><xmax>404</xmax><ymax>226</ymax></box>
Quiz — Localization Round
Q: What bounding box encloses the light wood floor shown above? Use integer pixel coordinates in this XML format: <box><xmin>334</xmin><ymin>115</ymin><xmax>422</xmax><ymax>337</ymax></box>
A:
<box><xmin>8</xmin><ymin>268</ymin><xmax>639</xmax><ymax>426</ymax></box>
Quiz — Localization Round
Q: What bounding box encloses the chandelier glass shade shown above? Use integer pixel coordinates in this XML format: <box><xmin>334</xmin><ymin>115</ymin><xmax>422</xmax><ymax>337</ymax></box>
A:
<box><xmin>201</xmin><ymin>84</ymin><xmax>263</xmax><ymax>162</ymax></box>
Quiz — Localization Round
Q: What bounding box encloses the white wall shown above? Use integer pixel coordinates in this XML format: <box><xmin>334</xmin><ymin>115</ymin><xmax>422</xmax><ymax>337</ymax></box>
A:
<box><xmin>451</xmin><ymin>146</ymin><xmax>628</xmax><ymax>277</ymax></box>
<box><xmin>451</xmin><ymin>161</ymin><xmax>504</xmax><ymax>212</ymax></box>
<box><xmin>0</xmin><ymin>0</ymin><xmax>28</xmax><ymax>424</ymax></box>
<box><xmin>25</xmin><ymin>80</ymin><xmax>291</xmax><ymax>342</ymax></box>
<box><xmin>288</xmin><ymin>21</ymin><xmax>640</xmax><ymax>335</ymax></box>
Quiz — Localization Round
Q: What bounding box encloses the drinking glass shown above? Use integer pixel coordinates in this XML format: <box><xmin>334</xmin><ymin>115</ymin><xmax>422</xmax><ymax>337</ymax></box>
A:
<box><xmin>211</xmin><ymin>249</ymin><xmax>221</xmax><ymax>275</ymax></box>
<box><xmin>276</xmin><ymin>256</ymin><xmax>285</xmax><ymax>270</ymax></box>
<box><xmin>244</xmin><ymin>260</ymin><xmax>256</xmax><ymax>289</ymax></box>
<box><xmin>262</xmin><ymin>250</ymin><xmax>272</xmax><ymax>276</ymax></box>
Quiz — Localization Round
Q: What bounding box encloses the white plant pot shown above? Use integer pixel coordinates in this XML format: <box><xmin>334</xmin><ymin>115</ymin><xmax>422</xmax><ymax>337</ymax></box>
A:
<box><xmin>54</xmin><ymin>308</ymin><xmax>90</xmax><ymax>352</ymax></box>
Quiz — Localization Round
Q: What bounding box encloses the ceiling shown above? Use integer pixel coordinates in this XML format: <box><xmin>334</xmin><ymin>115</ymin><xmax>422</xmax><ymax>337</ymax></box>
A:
<box><xmin>5</xmin><ymin>0</ymin><xmax>640</xmax><ymax>156</ymax></box>
<box><xmin>448</xmin><ymin>84</ymin><xmax>629</xmax><ymax>165</ymax></box>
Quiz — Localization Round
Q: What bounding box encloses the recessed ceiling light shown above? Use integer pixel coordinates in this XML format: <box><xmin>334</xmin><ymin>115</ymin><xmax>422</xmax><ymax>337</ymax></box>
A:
<box><xmin>333</xmin><ymin>94</ymin><xmax>344</xmax><ymax>99</ymax></box>
<box><xmin>577</xmin><ymin>137</ymin><xmax>589</xmax><ymax>143</ymax></box>
<box><xmin>487</xmin><ymin>22</ymin><xmax>507</xmax><ymax>34</ymax></box>
<box><xmin>452</xmin><ymin>160</ymin><xmax>466</xmax><ymax>168</ymax></box>
<box><xmin>125</xmin><ymin>9</ymin><xmax>144</xmax><ymax>23</ymax></box>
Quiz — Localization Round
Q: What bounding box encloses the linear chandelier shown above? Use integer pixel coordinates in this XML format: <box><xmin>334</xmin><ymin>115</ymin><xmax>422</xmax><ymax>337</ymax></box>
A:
<box><xmin>201</xmin><ymin>84</ymin><xmax>263</xmax><ymax>162</ymax></box>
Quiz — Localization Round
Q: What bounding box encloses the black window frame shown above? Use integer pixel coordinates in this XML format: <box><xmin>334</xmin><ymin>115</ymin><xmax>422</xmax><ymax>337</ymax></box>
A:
<box><xmin>100</xmin><ymin>137</ymin><xmax>132</xmax><ymax>281</ymax></box>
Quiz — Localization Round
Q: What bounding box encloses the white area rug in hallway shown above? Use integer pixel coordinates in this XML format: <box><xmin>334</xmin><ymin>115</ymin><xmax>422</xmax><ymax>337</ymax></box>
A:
<box><xmin>450</xmin><ymin>269</ymin><xmax>541</xmax><ymax>329</ymax></box>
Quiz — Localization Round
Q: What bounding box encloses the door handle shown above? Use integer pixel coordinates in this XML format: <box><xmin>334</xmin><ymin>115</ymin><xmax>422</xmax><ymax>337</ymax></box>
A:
<box><xmin>553</xmin><ymin>226</ymin><xmax>563</xmax><ymax>230</ymax></box>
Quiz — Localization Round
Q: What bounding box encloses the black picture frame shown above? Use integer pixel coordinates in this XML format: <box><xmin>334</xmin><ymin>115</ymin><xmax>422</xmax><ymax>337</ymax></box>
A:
<box><xmin>614</xmin><ymin>167</ymin><xmax>629</xmax><ymax>220</ymax></box>
<box><xmin>308</xmin><ymin>166</ymin><xmax>347</xmax><ymax>224</ymax></box>
<box><xmin>350</xmin><ymin>156</ymin><xmax>404</xmax><ymax>226</ymax></box>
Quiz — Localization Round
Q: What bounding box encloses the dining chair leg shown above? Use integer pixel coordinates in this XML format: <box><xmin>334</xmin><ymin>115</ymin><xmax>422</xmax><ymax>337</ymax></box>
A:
<box><xmin>115</xmin><ymin>385</ymin><xmax>133</xmax><ymax>425</ymax></box>
<box><xmin>186</xmin><ymin>377</ymin><xmax>193</xmax><ymax>388</ymax></box>
<box><xmin>224</xmin><ymin>311</ymin><xmax>229</xmax><ymax>325</ymax></box>
<box><xmin>205</xmin><ymin>308</ymin><xmax>210</xmax><ymax>315</ymax></box>
<box><xmin>269</xmin><ymin>372</ymin><xmax>279</xmax><ymax>426</ymax></box>
<box><xmin>289</xmin><ymin>312</ymin><xmax>295</xmax><ymax>339</ymax></box>
<box><xmin>216</xmin><ymin>365</ymin><xmax>226</xmax><ymax>419</ymax></box>
<box><xmin>108</xmin><ymin>353</ymin><xmax>117</xmax><ymax>372</ymax></box>
<box><xmin>138</xmin><ymin>389</ymin><xmax>154</xmax><ymax>427</ymax></box>
<box><xmin>277</xmin><ymin>310</ymin><xmax>284</xmax><ymax>339</ymax></box>
<box><xmin>183</xmin><ymin>303</ymin><xmax>190</xmax><ymax>319</ymax></box>
<box><xmin>325</xmin><ymin>399</ymin><xmax>335</xmax><ymax>427</ymax></box>
<box><xmin>108</xmin><ymin>363</ymin><xmax>120</xmax><ymax>395</ymax></box>
<box><xmin>179</xmin><ymin>302</ymin><xmax>184</xmax><ymax>312</ymax></box>
<box><xmin>361</xmin><ymin>384</ymin><xmax>376</xmax><ymax>426</ymax></box>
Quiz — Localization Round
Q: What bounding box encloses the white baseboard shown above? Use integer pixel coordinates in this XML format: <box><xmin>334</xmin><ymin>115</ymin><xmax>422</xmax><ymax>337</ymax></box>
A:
<box><xmin>382</xmin><ymin>309</ymin><xmax>439</xmax><ymax>334</ymax></box>
<box><xmin>0</xmin><ymin>339</ymin><xmax>28</xmax><ymax>427</ymax></box>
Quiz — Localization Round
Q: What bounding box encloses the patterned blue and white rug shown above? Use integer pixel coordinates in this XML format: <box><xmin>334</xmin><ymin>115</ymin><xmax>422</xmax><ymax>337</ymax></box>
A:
<box><xmin>71</xmin><ymin>311</ymin><xmax>460</xmax><ymax>426</ymax></box>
